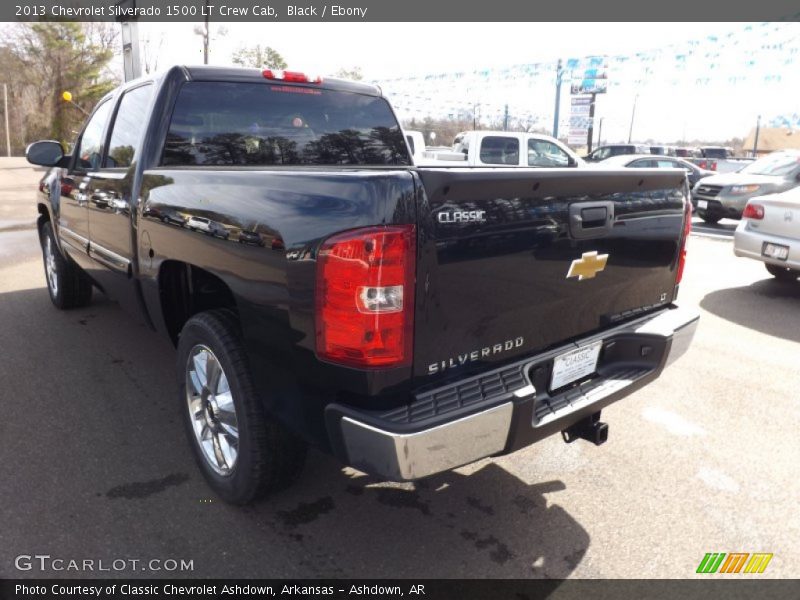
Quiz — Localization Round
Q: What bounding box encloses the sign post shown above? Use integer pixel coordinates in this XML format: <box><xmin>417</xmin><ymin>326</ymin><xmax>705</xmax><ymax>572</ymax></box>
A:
<box><xmin>567</xmin><ymin>57</ymin><xmax>608</xmax><ymax>151</ymax></box>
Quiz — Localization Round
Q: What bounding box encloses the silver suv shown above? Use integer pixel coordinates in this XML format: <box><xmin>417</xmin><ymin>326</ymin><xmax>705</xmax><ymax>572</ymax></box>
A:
<box><xmin>693</xmin><ymin>151</ymin><xmax>800</xmax><ymax>223</ymax></box>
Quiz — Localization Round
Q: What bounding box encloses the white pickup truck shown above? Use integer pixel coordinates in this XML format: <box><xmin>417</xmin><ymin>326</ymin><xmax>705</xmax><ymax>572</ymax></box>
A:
<box><xmin>414</xmin><ymin>130</ymin><xmax>584</xmax><ymax>168</ymax></box>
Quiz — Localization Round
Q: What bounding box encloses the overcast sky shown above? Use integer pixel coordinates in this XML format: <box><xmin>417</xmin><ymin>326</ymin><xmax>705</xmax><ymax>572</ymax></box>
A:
<box><xmin>123</xmin><ymin>22</ymin><xmax>799</xmax><ymax>143</ymax></box>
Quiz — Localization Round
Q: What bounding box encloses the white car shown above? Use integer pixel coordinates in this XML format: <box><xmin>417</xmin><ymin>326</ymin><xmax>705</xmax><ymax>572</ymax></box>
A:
<box><xmin>733</xmin><ymin>187</ymin><xmax>800</xmax><ymax>281</ymax></box>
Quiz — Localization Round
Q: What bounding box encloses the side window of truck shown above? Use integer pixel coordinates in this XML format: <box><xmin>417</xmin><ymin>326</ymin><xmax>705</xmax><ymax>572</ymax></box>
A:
<box><xmin>527</xmin><ymin>139</ymin><xmax>569</xmax><ymax>167</ymax></box>
<box><xmin>73</xmin><ymin>100</ymin><xmax>113</xmax><ymax>172</ymax></box>
<box><xmin>479</xmin><ymin>136</ymin><xmax>519</xmax><ymax>165</ymax></box>
<box><xmin>105</xmin><ymin>84</ymin><xmax>154</xmax><ymax>169</ymax></box>
<box><xmin>405</xmin><ymin>134</ymin><xmax>415</xmax><ymax>155</ymax></box>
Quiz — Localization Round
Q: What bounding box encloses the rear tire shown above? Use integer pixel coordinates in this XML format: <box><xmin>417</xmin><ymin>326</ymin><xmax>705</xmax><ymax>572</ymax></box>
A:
<box><xmin>40</xmin><ymin>221</ymin><xmax>92</xmax><ymax>309</ymax></box>
<box><xmin>177</xmin><ymin>309</ymin><xmax>306</xmax><ymax>504</ymax></box>
<box><xmin>699</xmin><ymin>213</ymin><xmax>720</xmax><ymax>224</ymax></box>
<box><xmin>765</xmin><ymin>263</ymin><xmax>800</xmax><ymax>282</ymax></box>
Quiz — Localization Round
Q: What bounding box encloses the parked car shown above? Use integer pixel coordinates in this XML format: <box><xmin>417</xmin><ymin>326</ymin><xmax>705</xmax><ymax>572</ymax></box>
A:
<box><xmin>699</xmin><ymin>146</ymin><xmax>735</xmax><ymax>159</ymax></box>
<box><xmin>26</xmin><ymin>65</ymin><xmax>698</xmax><ymax>504</ymax></box>
<box><xmin>674</xmin><ymin>147</ymin><xmax>701</xmax><ymax>158</ymax></box>
<box><xmin>237</xmin><ymin>230</ymin><xmax>264</xmax><ymax>246</ymax></box>
<box><xmin>649</xmin><ymin>145</ymin><xmax>675</xmax><ymax>156</ymax></box>
<box><xmin>187</xmin><ymin>216</ymin><xmax>229</xmax><ymax>239</ymax></box>
<box><xmin>733</xmin><ymin>187</ymin><xmax>800</xmax><ymax>281</ymax></box>
<box><xmin>689</xmin><ymin>146</ymin><xmax>755</xmax><ymax>174</ymax></box>
<box><xmin>419</xmin><ymin>130</ymin><xmax>583</xmax><ymax>167</ymax></box>
<box><xmin>595</xmin><ymin>154</ymin><xmax>714</xmax><ymax>188</ymax></box>
<box><xmin>584</xmin><ymin>144</ymin><xmax>651</xmax><ymax>162</ymax></box>
<box><xmin>692</xmin><ymin>151</ymin><xmax>800</xmax><ymax>223</ymax></box>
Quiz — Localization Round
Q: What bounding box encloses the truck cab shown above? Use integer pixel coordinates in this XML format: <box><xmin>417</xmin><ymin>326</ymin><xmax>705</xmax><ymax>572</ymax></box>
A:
<box><xmin>418</xmin><ymin>131</ymin><xmax>582</xmax><ymax>168</ymax></box>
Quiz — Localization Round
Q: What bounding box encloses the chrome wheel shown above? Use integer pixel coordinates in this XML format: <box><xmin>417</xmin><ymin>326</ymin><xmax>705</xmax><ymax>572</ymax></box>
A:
<box><xmin>185</xmin><ymin>345</ymin><xmax>239</xmax><ymax>476</ymax></box>
<box><xmin>44</xmin><ymin>234</ymin><xmax>59</xmax><ymax>296</ymax></box>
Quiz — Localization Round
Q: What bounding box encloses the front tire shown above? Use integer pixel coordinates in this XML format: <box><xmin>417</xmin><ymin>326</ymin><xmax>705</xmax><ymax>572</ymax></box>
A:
<box><xmin>766</xmin><ymin>263</ymin><xmax>800</xmax><ymax>282</ymax></box>
<box><xmin>40</xmin><ymin>221</ymin><xmax>92</xmax><ymax>309</ymax></box>
<box><xmin>177</xmin><ymin>309</ymin><xmax>306</xmax><ymax>504</ymax></box>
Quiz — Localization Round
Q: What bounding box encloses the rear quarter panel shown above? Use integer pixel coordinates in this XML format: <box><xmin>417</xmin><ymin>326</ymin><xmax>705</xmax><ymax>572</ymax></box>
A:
<box><xmin>137</xmin><ymin>167</ymin><xmax>418</xmax><ymax>446</ymax></box>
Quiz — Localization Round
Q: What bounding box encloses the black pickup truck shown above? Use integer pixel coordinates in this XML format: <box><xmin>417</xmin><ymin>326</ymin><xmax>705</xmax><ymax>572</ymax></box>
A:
<box><xmin>27</xmin><ymin>66</ymin><xmax>698</xmax><ymax>504</ymax></box>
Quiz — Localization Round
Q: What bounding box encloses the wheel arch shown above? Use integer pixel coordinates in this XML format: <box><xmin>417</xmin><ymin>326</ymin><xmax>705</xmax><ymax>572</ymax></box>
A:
<box><xmin>158</xmin><ymin>260</ymin><xmax>239</xmax><ymax>346</ymax></box>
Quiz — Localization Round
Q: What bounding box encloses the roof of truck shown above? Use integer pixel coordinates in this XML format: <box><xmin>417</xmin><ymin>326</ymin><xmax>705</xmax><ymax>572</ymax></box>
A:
<box><xmin>182</xmin><ymin>66</ymin><xmax>382</xmax><ymax>96</ymax></box>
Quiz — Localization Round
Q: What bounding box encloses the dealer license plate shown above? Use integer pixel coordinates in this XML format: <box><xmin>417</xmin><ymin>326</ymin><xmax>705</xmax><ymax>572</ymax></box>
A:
<box><xmin>762</xmin><ymin>242</ymin><xmax>789</xmax><ymax>261</ymax></box>
<box><xmin>550</xmin><ymin>341</ymin><xmax>603</xmax><ymax>391</ymax></box>
<box><xmin>697</xmin><ymin>200</ymin><xmax>708</xmax><ymax>209</ymax></box>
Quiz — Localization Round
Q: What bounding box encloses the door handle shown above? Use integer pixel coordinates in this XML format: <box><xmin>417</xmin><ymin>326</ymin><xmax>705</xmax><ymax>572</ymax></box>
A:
<box><xmin>569</xmin><ymin>201</ymin><xmax>615</xmax><ymax>240</ymax></box>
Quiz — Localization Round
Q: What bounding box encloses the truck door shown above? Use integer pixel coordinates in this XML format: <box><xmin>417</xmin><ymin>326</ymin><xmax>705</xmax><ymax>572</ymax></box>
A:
<box><xmin>59</xmin><ymin>99</ymin><xmax>114</xmax><ymax>270</ymax></box>
<box><xmin>84</xmin><ymin>83</ymin><xmax>154</xmax><ymax>318</ymax></box>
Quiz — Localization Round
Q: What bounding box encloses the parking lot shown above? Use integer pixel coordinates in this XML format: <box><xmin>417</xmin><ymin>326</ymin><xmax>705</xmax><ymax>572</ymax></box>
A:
<box><xmin>1</xmin><ymin>157</ymin><xmax>798</xmax><ymax>579</ymax></box>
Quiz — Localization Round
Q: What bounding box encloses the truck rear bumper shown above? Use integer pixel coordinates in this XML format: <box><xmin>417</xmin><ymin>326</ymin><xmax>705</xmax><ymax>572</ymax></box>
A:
<box><xmin>326</xmin><ymin>306</ymin><xmax>699</xmax><ymax>481</ymax></box>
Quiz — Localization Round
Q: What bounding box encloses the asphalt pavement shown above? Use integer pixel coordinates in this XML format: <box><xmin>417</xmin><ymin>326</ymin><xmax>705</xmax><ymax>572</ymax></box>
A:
<box><xmin>1</xmin><ymin>158</ymin><xmax>798</xmax><ymax>579</ymax></box>
<box><xmin>691</xmin><ymin>216</ymin><xmax>738</xmax><ymax>239</ymax></box>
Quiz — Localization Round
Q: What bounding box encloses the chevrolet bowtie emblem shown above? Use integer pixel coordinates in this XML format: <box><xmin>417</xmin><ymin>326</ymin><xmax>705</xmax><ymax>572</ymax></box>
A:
<box><xmin>567</xmin><ymin>251</ymin><xmax>609</xmax><ymax>280</ymax></box>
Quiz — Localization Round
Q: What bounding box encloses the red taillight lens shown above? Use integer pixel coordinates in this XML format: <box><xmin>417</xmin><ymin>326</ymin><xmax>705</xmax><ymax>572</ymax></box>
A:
<box><xmin>743</xmin><ymin>202</ymin><xmax>765</xmax><ymax>220</ymax></box>
<box><xmin>315</xmin><ymin>225</ymin><xmax>416</xmax><ymax>369</ymax></box>
<box><xmin>262</xmin><ymin>69</ymin><xmax>322</xmax><ymax>84</ymax></box>
<box><xmin>676</xmin><ymin>199</ymin><xmax>692</xmax><ymax>284</ymax></box>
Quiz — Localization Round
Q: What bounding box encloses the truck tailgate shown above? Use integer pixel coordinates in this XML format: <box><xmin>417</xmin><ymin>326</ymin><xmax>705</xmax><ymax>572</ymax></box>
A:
<box><xmin>413</xmin><ymin>167</ymin><xmax>688</xmax><ymax>380</ymax></box>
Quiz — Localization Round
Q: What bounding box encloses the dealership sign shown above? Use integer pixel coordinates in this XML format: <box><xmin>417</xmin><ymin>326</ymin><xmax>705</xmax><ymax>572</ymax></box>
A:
<box><xmin>568</xmin><ymin>96</ymin><xmax>593</xmax><ymax>146</ymax></box>
<box><xmin>568</xmin><ymin>56</ymin><xmax>609</xmax><ymax>95</ymax></box>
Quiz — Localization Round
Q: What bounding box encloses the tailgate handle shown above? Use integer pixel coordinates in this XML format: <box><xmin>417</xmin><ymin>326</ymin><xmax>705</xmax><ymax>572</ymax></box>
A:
<box><xmin>569</xmin><ymin>201</ymin><xmax>614</xmax><ymax>239</ymax></box>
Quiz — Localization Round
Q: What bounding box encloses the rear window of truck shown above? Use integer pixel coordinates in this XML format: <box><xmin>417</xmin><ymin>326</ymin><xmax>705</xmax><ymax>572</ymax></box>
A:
<box><xmin>162</xmin><ymin>82</ymin><xmax>410</xmax><ymax>167</ymax></box>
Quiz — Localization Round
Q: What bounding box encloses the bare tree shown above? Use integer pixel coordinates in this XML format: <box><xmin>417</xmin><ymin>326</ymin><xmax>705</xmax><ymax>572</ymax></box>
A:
<box><xmin>141</xmin><ymin>30</ymin><xmax>165</xmax><ymax>75</ymax></box>
<box><xmin>232</xmin><ymin>45</ymin><xmax>287</xmax><ymax>70</ymax></box>
<box><xmin>334</xmin><ymin>67</ymin><xmax>363</xmax><ymax>81</ymax></box>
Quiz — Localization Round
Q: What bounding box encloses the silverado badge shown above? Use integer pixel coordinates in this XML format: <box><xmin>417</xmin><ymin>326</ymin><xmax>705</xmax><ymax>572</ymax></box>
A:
<box><xmin>567</xmin><ymin>251</ymin><xmax>608</xmax><ymax>280</ymax></box>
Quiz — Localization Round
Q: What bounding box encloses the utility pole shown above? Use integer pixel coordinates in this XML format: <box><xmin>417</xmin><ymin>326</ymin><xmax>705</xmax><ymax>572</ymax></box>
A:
<box><xmin>586</xmin><ymin>93</ymin><xmax>596</xmax><ymax>153</ymax></box>
<box><xmin>116</xmin><ymin>1</ymin><xmax>142</xmax><ymax>82</ymax></box>
<box><xmin>503</xmin><ymin>104</ymin><xmax>509</xmax><ymax>131</ymax></box>
<box><xmin>597</xmin><ymin>117</ymin><xmax>604</xmax><ymax>150</ymax></box>
<box><xmin>203</xmin><ymin>0</ymin><xmax>210</xmax><ymax>64</ymax></box>
<box><xmin>3</xmin><ymin>84</ymin><xmax>10</xmax><ymax>157</ymax></box>
<box><xmin>552</xmin><ymin>59</ymin><xmax>563</xmax><ymax>138</ymax></box>
<box><xmin>628</xmin><ymin>94</ymin><xmax>638</xmax><ymax>143</ymax></box>
<box><xmin>752</xmin><ymin>114</ymin><xmax>761</xmax><ymax>157</ymax></box>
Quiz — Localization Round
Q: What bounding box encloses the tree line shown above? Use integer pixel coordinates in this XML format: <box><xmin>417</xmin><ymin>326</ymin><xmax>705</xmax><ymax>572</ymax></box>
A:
<box><xmin>0</xmin><ymin>23</ymin><xmax>364</xmax><ymax>157</ymax></box>
<box><xmin>0</xmin><ymin>22</ymin><xmax>119</xmax><ymax>154</ymax></box>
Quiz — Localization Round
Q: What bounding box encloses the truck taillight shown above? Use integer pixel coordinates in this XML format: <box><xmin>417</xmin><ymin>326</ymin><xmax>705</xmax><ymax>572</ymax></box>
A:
<box><xmin>742</xmin><ymin>202</ymin><xmax>765</xmax><ymax>220</ymax></box>
<box><xmin>676</xmin><ymin>199</ymin><xmax>692</xmax><ymax>285</ymax></box>
<box><xmin>315</xmin><ymin>225</ymin><xmax>416</xmax><ymax>369</ymax></box>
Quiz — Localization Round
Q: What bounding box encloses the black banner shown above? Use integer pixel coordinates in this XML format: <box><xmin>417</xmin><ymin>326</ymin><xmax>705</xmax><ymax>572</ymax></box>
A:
<box><xmin>4</xmin><ymin>0</ymin><xmax>800</xmax><ymax>22</ymax></box>
<box><xmin>3</xmin><ymin>580</ymin><xmax>800</xmax><ymax>600</ymax></box>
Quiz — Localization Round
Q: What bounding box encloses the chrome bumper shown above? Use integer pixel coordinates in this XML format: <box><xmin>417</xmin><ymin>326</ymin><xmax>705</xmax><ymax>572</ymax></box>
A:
<box><xmin>335</xmin><ymin>306</ymin><xmax>699</xmax><ymax>481</ymax></box>
<box><xmin>340</xmin><ymin>403</ymin><xmax>513</xmax><ymax>481</ymax></box>
<box><xmin>733</xmin><ymin>224</ymin><xmax>800</xmax><ymax>270</ymax></box>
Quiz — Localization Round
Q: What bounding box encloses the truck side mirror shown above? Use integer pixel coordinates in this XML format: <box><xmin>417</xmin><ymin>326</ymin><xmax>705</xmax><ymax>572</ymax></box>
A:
<box><xmin>26</xmin><ymin>140</ymin><xmax>66</xmax><ymax>167</ymax></box>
